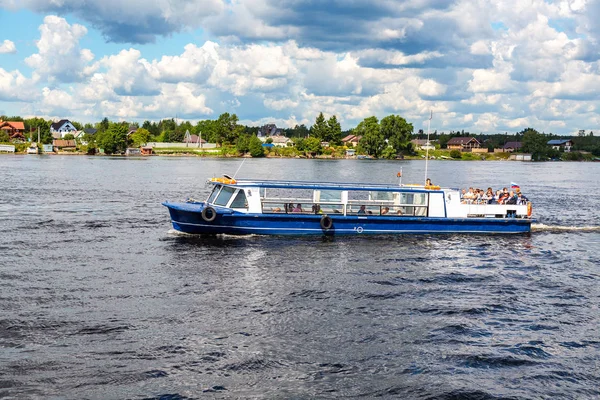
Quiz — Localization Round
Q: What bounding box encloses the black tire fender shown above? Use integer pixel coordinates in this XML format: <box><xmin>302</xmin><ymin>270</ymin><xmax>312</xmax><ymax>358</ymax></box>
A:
<box><xmin>320</xmin><ymin>214</ymin><xmax>333</xmax><ymax>231</ymax></box>
<box><xmin>201</xmin><ymin>206</ymin><xmax>217</xmax><ymax>222</ymax></box>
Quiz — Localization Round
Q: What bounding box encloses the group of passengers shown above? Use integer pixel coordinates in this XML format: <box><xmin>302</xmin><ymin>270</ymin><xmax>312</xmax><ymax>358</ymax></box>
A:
<box><xmin>460</xmin><ymin>187</ymin><xmax>528</xmax><ymax>205</ymax></box>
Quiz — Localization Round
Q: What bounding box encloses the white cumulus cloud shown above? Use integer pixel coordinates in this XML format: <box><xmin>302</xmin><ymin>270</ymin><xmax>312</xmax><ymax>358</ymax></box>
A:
<box><xmin>0</xmin><ymin>39</ymin><xmax>16</xmax><ymax>54</ymax></box>
<box><xmin>25</xmin><ymin>15</ymin><xmax>94</xmax><ymax>83</ymax></box>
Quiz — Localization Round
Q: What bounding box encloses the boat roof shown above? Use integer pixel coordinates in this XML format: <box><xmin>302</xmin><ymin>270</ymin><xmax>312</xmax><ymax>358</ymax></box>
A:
<box><xmin>211</xmin><ymin>178</ymin><xmax>449</xmax><ymax>193</ymax></box>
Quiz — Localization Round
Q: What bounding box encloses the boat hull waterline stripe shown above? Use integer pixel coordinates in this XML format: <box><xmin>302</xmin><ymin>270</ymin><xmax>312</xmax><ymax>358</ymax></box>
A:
<box><xmin>172</xmin><ymin>220</ymin><xmax>529</xmax><ymax>235</ymax></box>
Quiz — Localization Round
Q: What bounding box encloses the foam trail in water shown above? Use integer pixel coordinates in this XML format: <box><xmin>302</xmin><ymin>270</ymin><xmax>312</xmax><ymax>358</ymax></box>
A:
<box><xmin>532</xmin><ymin>223</ymin><xmax>600</xmax><ymax>232</ymax></box>
<box><xmin>167</xmin><ymin>229</ymin><xmax>195</xmax><ymax>236</ymax></box>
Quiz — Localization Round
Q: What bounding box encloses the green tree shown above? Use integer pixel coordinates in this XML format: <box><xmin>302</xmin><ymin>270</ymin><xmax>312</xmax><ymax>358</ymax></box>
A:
<box><xmin>286</xmin><ymin>124</ymin><xmax>309</xmax><ymax>138</ymax></box>
<box><xmin>304</xmin><ymin>136</ymin><xmax>322</xmax><ymax>154</ymax></box>
<box><xmin>236</xmin><ymin>134</ymin><xmax>251</xmax><ymax>154</ymax></box>
<box><xmin>63</xmin><ymin>133</ymin><xmax>75</xmax><ymax>140</ymax></box>
<box><xmin>130</xmin><ymin>128</ymin><xmax>151</xmax><ymax>147</ymax></box>
<box><xmin>326</xmin><ymin>115</ymin><xmax>342</xmax><ymax>145</ymax></box>
<box><xmin>97</xmin><ymin>123</ymin><xmax>128</xmax><ymax>154</ymax></box>
<box><xmin>99</xmin><ymin>117</ymin><xmax>109</xmax><ymax>132</ymax></box>
<box><xmin>215</xmin><ymin>113</ymin><xmax>243</xmax><ymax>145</ymax></box>
<box><xmin>0</xmin><ymin>131</ymin><xmax>9</xmax><ymax>142</ymax></box>
<box><xmin>249</xmin><ymin>135</ymin><xmax>265</xmax><ymax>157</ymax></box>
<box><xmin>380</xmin><ymin>115</ymin><xmax>413</xmax><ymax>154</ymax></box>
<box><xmin>450</xmin><ymin>149</ymin><xmax>462</xmax><ymax>159</ymax></box>
<box><xmin>24</xmin><ymin>118</ymin><xmax>52</xmax><ymax>144</ymax></box>
<box><xmin>142</xmin><ymin>120</ymin><xmax>160</xmax><ymax>137</ymax></box>
<box><xmin>521</xmin><ymin>128</ymin><xmax>549</xmax><ymax>160</ymax></box>
<box><xmin>355</xmin><ymin>116</ymin><xmax>383</xmax><ymax>157</ymax></box>
<box><xmin>196</xmin><ymin>119</ymin><xmax>218</xmax><ymax>144</ymax></box>
<box><xmin>310</xmin><ymin>112</ymin><xmax>328</xmax><ymax>140</ymax></box>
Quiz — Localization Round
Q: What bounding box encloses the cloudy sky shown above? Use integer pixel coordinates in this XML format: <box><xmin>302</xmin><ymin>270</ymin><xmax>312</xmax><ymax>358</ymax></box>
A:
<box><xmin>0</xmin><ymin>0</ymin><xmax>599</xmax><ymax>134</ymax></box>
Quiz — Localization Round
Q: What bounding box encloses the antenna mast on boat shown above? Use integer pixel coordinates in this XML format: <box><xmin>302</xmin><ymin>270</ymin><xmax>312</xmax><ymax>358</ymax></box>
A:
<box><xmin>232</xmin><ymin>158</ymin><xmax>246</xmax><ymax>179</ymax></box>
<box><xmin>424</xmin><ymin>110</ymin><xmax>432</xmax><ymax>185</ymax></box>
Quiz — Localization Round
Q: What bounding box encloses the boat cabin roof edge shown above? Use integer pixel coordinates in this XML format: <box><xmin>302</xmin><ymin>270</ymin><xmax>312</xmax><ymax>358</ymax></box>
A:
<box><xmin>208</xmin><ymin>179</ymin><xmax>450</xmax><ymax>193</ymax></box>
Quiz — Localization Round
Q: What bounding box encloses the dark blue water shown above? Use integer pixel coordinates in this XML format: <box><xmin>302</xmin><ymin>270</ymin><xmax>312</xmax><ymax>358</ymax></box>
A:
<box><xmin>1</xmin><ymin>156</ymin><xmax>599</xmax><ymax>399</ymax></box>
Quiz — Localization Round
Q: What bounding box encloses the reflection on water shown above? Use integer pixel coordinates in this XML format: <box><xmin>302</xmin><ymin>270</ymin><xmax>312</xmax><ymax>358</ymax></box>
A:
<box><xmin>0</xmin><ymin>156</ymin><xmax>598</xmax><ymax>399</ymax></box>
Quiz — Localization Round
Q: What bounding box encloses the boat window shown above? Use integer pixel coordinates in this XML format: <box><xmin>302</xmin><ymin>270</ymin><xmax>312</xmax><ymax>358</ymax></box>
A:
<box><xmin>230</xmin><ymin>190</ymin><xmax>248</xmax><ymax>208</ymax></box>
<box><xmin>207</xmin><ymin>185</ymin><xmax>221</xmax><ymax>204</ymax></box>
<box><xmin>371</xmin><ymin>191</ymin><xmax>394</xmax><ymax>201</ymax></box>
<box><xmin>320</xmin><ymin>190</ymin><xmax>342</xmax><ymax>202</ymax></box>
<box><xmin>214</xmin><ymin>186</ymin><xmax>236</xmax><ymax>206</ymax></box>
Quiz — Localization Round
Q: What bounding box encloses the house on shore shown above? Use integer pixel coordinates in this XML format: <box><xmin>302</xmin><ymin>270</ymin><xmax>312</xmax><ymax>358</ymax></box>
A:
<box><xmin>52</xmin><ymin>139</ymin><xmax>77</xmax><ymax>151</ymax></box>
<box><xmin>548</xmin><ymin>139</ymin><xmax>573</xmax><ymax>152</ymax></box>
<box><xmin>183</xmin><ymin>131</ymin><xmax>207</xmax><ymax>147</ymax></box>
<box><xmin>411</xmin><ymin>139</ymin><xmax>436</xmax><ymax>151</ymax></box>
<box><xmin>341</xmin><ymin>134</ymin><xmax>362</xmax><ymax>147</ymax></box>
<box><xmin>446</xmin><ymin>137</ymin><xmax>481</xmax><ymax>151</ymax></box>
<box><xmin>259</xmin><ymin>135</ymin><xmax>291</xmax><ymax>147</ymax></box>
<box><xmin>498</xmin><ymin>141</ymin><xmax>523</xmax><ymax>153</ymax></box>
<box><xmin>0</xmin><ymin>120</ymin><xmax>25</xmax><ymax>142</ymax></box>
<box><xmin>258</xmin><ymin>124</ymin><xmax>283</xmax><ymax>137</ymax></box>
<box><xmin>50</xmin><ymin>120</ymin><xmax>78</xmax><ymax>139</ymax></box>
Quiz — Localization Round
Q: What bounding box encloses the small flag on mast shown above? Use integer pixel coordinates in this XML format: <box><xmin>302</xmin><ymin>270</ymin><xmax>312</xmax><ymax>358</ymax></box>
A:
<box><xmin>510</xmin><ymin>182</ymin><xmax>520</xmax><ymax>189</ymax></box>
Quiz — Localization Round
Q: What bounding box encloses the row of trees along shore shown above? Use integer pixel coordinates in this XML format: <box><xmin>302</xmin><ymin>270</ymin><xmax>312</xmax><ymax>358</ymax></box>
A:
<box><xmin>2</xmin><ymin>113</ymin><xmax>600</xmax><ymax>159</ymax></box>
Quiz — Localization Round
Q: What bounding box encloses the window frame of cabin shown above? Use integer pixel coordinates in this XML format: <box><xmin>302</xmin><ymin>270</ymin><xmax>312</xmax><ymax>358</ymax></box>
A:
<box><xmin>229</xmin><ymin>189</ymin><xmax>248</xmax><ymax>209</ymax></box>
<box><xmin>214</xmin><ymin>186</ymin><xmax>236</xmax><ymax>206</ymax></box>
<box><xmin>207</xmin><ymin>184</ymin><xmax>222</xmax><ymax>204</ymax></box>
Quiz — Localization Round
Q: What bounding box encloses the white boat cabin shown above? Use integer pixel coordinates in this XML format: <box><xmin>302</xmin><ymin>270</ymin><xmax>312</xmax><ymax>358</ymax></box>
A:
<box><xmin>203</xmin><ymin>179</ymin><xmax>530</xmax><ymax>219</ymax></box>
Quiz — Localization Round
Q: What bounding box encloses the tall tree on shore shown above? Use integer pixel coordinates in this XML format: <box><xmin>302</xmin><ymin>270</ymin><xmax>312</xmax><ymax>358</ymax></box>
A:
<box><xmin>310</xmin><ymin>112</ymin><xmax>328</xmax><ymax>140</ymax></box>
<box><xmin>97</xmin><ymin>122</ymin><xmax>127</xmax><ymax>154</ymax></box>
<box><xmin>380</xmin><ymin>115</ymin><xmax>413</xmax><ymax>154</ymax></box>
<box><xmin>215</xmin><ymin>113</ymin><xmax>244</xmax><ymax>145</ymax></box>
<box><xmin>355</xmin><ymin>116</ymin><xmax>384</xmax><ymax>157</ymax></box>
<box><xmin>326</xmin><ymin>115</ymin><xmax>342</xmax><ymax>145</ymax></box>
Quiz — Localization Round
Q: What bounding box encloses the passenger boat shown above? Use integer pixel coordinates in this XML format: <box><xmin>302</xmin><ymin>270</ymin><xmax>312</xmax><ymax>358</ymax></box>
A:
<box><xmin>163</xmin><ymin>176</ymin><xmax>533</xmax><ymax>235</ymax></box>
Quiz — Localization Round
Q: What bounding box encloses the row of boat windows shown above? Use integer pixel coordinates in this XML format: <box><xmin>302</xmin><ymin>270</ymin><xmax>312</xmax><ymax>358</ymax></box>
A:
<box><xmin>261</xmin><ymin>202</ymin><xmax>428</xmax><ymax>216</ymax></box>
<box><xmin>207</xmin><ymin>185</ymin><xmax>430</xmax><ymax>211</ymax></box>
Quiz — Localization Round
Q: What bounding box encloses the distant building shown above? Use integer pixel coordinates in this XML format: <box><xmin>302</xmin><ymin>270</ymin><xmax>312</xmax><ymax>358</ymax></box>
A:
<box><xmin>446</xmin><ymin>137</ymin><xmax>481</xmax><ymax>151</ymax></box>
<box><xmin>42</xmin><ymin>144</ymin><xmax>54</xmax><ymax>153</ymax></box>
<box><xmin>258</xmin><ymin>124</ymin><xmax>283</xmax><ymax>137</ymax></box>
<box><xmin>0</xmin><ymin>120</ymin><xmax>25</xmax><ymax>142</ymax></box>
<box><xmin>502</xmin><ymin>141</ymin><xmax>523</xmax><ymax>152</ymax></box>
<box><xmin>0</xmin><ymin>144</ymin><xmax>16</xmax><ymax>152</ymax></box>
<box><xmin>183</xmin><ymin>130</ymin><xmax>206</xmax><ymax>147</ymax></box>
<box><xmin>50</xmin><ymin>120</ymin><xmax>77</xmax><ymax>138</ymax></box>
<box><xmin>259</xmin><ymin>135</ymin><xmax>291</xmax><ymax>147</ymax></box>
<box><xmin>341</xmin><ymin>134</ymin><xmax>362</xmax><ymax>146</ymax></box>
<box><xmin>52</xmin><ymin>139</ymin><xmax>77</xmax><ymax>150</ymax></box>
<box><xmin>125</xmin><ymin>148</ymin><xmax>141</xmax><ymax>156</ymax></box>
<box><xmin>411</xmin><ymin>139</ymin><xmax>436</xmax><ymax>150</ymax></box>
<box><xmin>547</xmin><ymin>139</ymin><xmax>573</xmax><ymax>152</ymax></box>
<box><xmin>509</xmin><ymin>153</ymin><xmax>532</xmax><ymax>161</ymax></box>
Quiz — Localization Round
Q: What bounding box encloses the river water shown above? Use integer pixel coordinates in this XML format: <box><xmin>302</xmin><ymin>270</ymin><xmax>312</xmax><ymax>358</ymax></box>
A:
<box><xmin>1</xmin><ymin>155</ymin><xmax>599</xmax><ymax>399</ymax></box>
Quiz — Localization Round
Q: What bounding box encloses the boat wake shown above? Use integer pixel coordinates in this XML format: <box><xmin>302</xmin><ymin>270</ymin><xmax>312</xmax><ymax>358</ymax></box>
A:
<box><xmin>532</xmin><ymin>223</ymin><xmax>600</xmax><ymax>233</ymax></box>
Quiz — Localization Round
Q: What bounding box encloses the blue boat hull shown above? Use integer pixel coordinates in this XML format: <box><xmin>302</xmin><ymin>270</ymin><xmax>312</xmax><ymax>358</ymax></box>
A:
<box><xmin>163</xmin><ymin>202</ymin><xmax>532</xmax><ymax>235</ymax></box>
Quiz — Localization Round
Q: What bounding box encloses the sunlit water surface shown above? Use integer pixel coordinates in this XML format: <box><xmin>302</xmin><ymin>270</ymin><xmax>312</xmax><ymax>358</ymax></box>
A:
<box><xmin>1</xmin><ymin>156</ymin><xmax>599</xmax><ymax>399</ymax></box>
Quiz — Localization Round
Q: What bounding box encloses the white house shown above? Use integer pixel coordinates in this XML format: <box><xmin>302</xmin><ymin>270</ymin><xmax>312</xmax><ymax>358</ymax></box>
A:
<box><xmin>50</xmin><ymin>119</ymin><xmax>78</xmax><ymax>138</ymax></box>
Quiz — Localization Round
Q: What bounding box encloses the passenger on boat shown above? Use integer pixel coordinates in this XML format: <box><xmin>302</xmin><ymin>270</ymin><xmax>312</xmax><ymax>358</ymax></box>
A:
<box><xmin>498</xmin><ymin>190</ymin><xmax>510</xmax><ymax>204</ymax></box>
<box><xmin>357</xmin><ymin>205</ymin><xmax>366</xmax><ymax>215</ymax></box>
<box><xmin>462</xmin><ymin>187</ymin><xmax>476</xmax><ymax>203</ymax></box>
<box><xmin>505</xmin><ymin>191</ymin><xmax>518</xmax><ymax>205</ymax></box>
<box><xmin>517</xmin><ymin>192</ymin><xmax>528</xmax><ymax>205</ymax></box>
<box><xmin>381</xmin><ymin>207</ymin><xmax>390</xmax><ymax>215</ymax></box>
<box><xmin>293</xmin><ymin>203</ymin><xmax>303</xmax><ymax>212</ymax></box>
<box><xmin>483</xmin><ymin>187</ymin><xmax>494</xmax><ymax>204</ymax></box>
<box><xmin>312</xmin><ymin>204</ymin><xmax>323</xmax><ymax>214</ymax></box>
<box><xmin>426</xmin><ymin>178</ymin><xmax>433</xmax><ymax>186</ymax></box>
